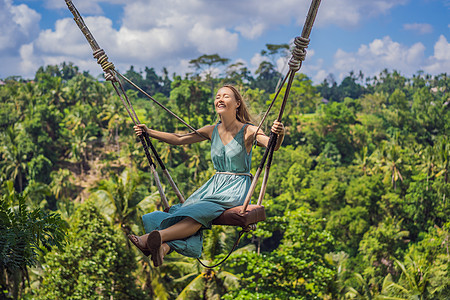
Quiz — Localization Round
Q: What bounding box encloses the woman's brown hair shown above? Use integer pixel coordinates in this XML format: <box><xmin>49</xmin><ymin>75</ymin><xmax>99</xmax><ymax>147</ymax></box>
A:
<box><xmin>222</xmin><ymin>84</ymin><xmax>253</xmax><ymax>124</ymax></box>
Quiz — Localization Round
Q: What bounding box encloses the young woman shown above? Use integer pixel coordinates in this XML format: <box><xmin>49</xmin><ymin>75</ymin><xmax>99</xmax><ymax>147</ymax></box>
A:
<box><xmin>129</xmin><ymin>85</ymin><xmax>284</xmax><ymax>267</ymax></box>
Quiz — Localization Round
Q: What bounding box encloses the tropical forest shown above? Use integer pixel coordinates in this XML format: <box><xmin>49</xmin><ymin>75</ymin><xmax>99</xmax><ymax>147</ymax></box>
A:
<box><xmin>1</xmin><ymin>48</ymin><xmax>449</xmax><ymax>299</ymax></box>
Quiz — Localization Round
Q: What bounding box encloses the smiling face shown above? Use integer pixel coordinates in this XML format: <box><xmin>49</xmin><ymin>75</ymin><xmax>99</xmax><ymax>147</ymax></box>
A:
<box><xmin>214</xmin><ymin>87</ymin><xmax>240</xmax><ymax>116</ymax></box>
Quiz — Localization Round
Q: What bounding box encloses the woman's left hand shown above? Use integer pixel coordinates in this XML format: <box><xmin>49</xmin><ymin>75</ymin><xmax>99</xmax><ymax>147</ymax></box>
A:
<box><xmin>271</xmin><ymin>121</ymin><xmax>285</xmax><ymax>136</ymax></box>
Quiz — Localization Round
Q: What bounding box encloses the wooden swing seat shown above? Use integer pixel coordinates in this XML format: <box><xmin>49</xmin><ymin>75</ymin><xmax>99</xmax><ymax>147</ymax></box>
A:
<box><xmin>212</xmin><ymin>204</ymin><xmax>266</xmax><ymax>227</ymax></box>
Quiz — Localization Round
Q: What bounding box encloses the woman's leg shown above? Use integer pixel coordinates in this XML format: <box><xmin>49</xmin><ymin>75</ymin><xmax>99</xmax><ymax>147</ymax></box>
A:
<box><xmin>159</xmin><ymin>217</ymin><xmax>202</xmax><ymax>243</ymax></box>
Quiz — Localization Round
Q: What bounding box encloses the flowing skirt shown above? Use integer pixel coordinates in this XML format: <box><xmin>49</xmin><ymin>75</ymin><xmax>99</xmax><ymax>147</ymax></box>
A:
<box><xmin>142</xmin><ymin>173</ymin><xmax>251</xmax><ymax>258</ymax></box>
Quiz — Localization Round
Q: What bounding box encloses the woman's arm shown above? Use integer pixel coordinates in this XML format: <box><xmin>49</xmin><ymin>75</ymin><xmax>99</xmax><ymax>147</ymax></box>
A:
<box><xmin>134</xmin><ymin>124</ymin><xmax>214</xmax><ymax>145</ymax></box>
<box><xmin>246</xmin><ymin>121</ymin><xmax>285</xmax><ymax>151</ymax></box>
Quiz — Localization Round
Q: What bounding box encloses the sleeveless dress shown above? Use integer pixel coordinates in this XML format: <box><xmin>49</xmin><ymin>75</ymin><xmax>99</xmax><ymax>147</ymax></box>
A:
<box><xmin>142</xmin><ymin>123</ymin><xmax>253</xmax><ymax>258</ymax></box>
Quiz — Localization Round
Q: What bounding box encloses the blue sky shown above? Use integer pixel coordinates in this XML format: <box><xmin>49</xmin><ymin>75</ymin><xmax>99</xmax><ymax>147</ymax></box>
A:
<box><xmin>1</xmin><ymin>0</ymin><xmax>449</xmax><ymax>83</ymax></box>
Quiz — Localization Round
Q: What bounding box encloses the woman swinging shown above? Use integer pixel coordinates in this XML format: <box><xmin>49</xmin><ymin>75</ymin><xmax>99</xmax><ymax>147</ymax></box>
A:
<box><xmin>129</xmin><ymin>84</ymin><xmax>285</xmax><ymax>267</ymax></box>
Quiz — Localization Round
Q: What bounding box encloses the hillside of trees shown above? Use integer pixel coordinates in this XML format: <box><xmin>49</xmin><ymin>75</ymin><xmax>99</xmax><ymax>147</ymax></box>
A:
<box><xmin>1</xmin><ymin>55</ymin><xmax>449</xmax><ymax>299</ymax></box>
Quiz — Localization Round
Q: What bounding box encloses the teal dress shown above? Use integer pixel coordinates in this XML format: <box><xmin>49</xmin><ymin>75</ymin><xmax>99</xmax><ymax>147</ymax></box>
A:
<box><xmin>142</xmin><ymin>122</ymin><xmax>253</xmax><ymax>258</ymax></box>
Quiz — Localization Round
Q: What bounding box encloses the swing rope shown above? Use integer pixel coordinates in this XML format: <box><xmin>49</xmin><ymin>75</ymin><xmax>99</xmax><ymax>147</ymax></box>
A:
<box><xmin>196</xmin><ymin>227</ymin><xmax>248</xmax><ymax>269</ymax></box>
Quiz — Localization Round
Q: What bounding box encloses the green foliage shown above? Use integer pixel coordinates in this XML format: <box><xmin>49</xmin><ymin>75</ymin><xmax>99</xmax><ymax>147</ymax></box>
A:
<box><xmin>170</xmin><ymin>77</ymin><xmax>213</xmax><ymax>127</ymax></box>
<box><xmin>252</xmin><ymin>60</ymin><xmax>282</xmax><ymax>92</ymax></box>
<box><xmin>358</xmin><ymin>218</ymin><xmax>409</xmax><ymax>284</ymax></box>
<box><xmin>0</xmin><ymin>181</ymin><xmax>66</xmax><ymax>299</ymax></box>
<box><xmin>89</xmin><ymin>168</ymin><xmax>151</xmax><ymax>235</ymax></box>
<box><xmin>38</xmin><ymin>201</ymin><xmax>147</xmax><ymax>299</ymax></box>
<box><xmin>316</xmin><ymin>71</ymin><xmax>365</xmax><ymax>102</ymax></box>
<box><xmin>225</xmin><ymin>208</ymin><xmax>336</xmax><ymax>299</ymax></box>
<box><xmin>407</xmin><ymin>223</ymin><xmax>450</xmax><ymax>298</ymax></box>
<box><xmin>1</xmin><ymin>62</ymin><xmax>449</xmax><ymax>299</ymax></box>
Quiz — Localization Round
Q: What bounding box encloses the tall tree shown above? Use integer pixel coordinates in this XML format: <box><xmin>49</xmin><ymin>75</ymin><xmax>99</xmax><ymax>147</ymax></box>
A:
<box><xmin>252</xmin><ymin>61</ymin><xmax>281</xmax><ymax>93</ymax></box>
<box><xmin>1</xmin><ymin>126</ymin><xmax>30</xmax><ymax>192</ymax></box>
<box><xmin>170</xmin><ymin>77</ymin><xmax>212</xmax><ymax>127</ymax></box>
<box><xmin>189</xmin><ymin>54</ymin><xmax>230</xmax><ymax>79</ymax></box>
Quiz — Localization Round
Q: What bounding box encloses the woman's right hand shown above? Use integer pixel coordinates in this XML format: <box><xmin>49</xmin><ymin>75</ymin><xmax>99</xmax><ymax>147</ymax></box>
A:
<box><xmin>133</xmin><ymin>124</ymin><xmax>149</xmax><ymax>136</ymax></box>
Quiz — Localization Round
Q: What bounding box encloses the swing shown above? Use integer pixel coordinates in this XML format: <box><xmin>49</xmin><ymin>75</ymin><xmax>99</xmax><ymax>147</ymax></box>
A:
<box><xmin>65</xmin><ymin>0</ymin><xmax>321</xmax><ymax>266</ymax></box>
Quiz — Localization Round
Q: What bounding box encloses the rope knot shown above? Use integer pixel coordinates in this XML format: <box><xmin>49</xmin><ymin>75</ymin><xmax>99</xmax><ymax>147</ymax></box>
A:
<box><xmin>93</xmin><ymin>49</ymin><xmax>117</xmax><ymax>81</ymax></box>
<box><xmin>288</xmin><ymin>36</ymin><xmax>310</xmax><ymax>72</ymax></box>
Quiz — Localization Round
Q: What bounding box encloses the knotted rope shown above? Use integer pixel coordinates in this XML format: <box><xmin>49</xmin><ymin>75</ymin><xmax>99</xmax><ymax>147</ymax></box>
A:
<box><xmin>288</xmin><ymin>36</ymin><xmax>309</xmax><ymax>71</ymax></box>
<box><xmin>93</xmin><ymin>49</ymin><xmax>116</xmax><ymax>82</ymax></box>
<box><xmin>252</xmin><ymin>36</ymin><xmax>310</xmax><ymax>140</ymax></box>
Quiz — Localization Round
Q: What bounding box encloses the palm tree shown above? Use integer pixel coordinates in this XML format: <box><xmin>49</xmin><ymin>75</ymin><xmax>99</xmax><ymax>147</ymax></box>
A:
<box><xmin>435</xmin><ymin>137</ymin><xmax>449</xmax><ymax>184</ymax></box>
<box><xmin>69</xmin><ymin>73</ymin><xmax>106</xmax><ymax>106</ymax></box>
<box><xmin>159</xmin><ymin>142</ymin><xmax>180</xmax><ymax>164</ymax></box>
<box><xmin>355</xmin><ymin>146</ymin><xmax>371</xmax><ymax>176</ymax></box>
<box><xmin>68</xmin><ymin>126</ymin><xmax>95</xmax><ymax>175</ymax></box>
<box><xmin>1</xmin><ymin>180</ymin><xmax>66</xmax><ymax>300</ymax></box>
<box><xmin>345</xmin><ymin>273</ymin><xmax>376</xmax><ymax>299</ymax></box>
<box><xmin>429</xmin><ymin>136</ymin><xmax>450</xmax><ymax>204</ymax></box>
<box><xmin>100</xmin><ymin>96</ymin><xmax>129</xmax><ymax>153</ymax></box>
<box><xmin>345</xmin><ymin>273</ymin><xmax>402</xmax><ymax>300</ymax></box>
<box><xmin>373</xmin><ymin>142</ymin><xmax>405</xmax><ymax>190</ymax></box>
<box><xmin>381</xmin><ymin>258</ymin><xmax>430</xmax><ymax>300</ymax></box>
<box><xmin>418</xmin><ymin>146</ymin><xmax>436</xmax><ymax>191</ymax></box>
<box><xmin>175</xmin><ymin>226</ymin><xmax>240</xmax><ymax>299</ymax></box>
<box><xmin>188</xmin><ymin>143</ymin><xmax>208</xmax><ymax>181</ymax></box>
<box><xmin>1</xmin><ymin>126</ymin><xmax>29</xmax><ymax>192</ymax></box>
<box><xmin>50</xmin><ymin>169</ymin><xmax>75</xmax><ymax>200</ymax></box>
<box><xmin>14</xmin><ymin>82</ymin><xmax>37</xmax><ymax>119</ymax></box>
<box><xmin>89</xmin><ymin>169</ymin><xmax>152</xmax><ymax>235</ymax></box>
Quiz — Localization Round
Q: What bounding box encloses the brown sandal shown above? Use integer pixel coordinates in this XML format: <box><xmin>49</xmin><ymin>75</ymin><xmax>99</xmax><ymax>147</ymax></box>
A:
<box><xmin>147</xmin><ymin>231</ymin><xmax>163</xmax><ymax>267</ymax></box>
<box><xmin>151</xmin><ymin>244</ymin><xmax>165</xmax><ymax>267</ymax></box>
<box><xmin>147</xmin><ymin>230</ymin><xmax>162</xmax><ymax>251</ymax></box>
<box><xmin>128</xmin><ymin>234</ymin><xmax>151</xmax><ymax>256</ymax></box>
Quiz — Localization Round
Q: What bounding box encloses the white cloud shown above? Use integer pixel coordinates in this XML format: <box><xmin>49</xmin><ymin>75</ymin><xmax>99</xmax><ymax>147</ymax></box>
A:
<box><xmin>236</xmin><ymin>22</ymin><xmax>266</xmax><ymax>40</ymax></box>
<box><xmin>403</xmin><ymin>23</ymin><xmax>433</xmax><ymax>34</ymax></box>
<box><xmin>17</xmin><ymin>16</ymin><xmax>120</xmax><ymax>78</ymax></box>
<box><xmin>312</xmin><ymin>69</ymin><xmax>328</xmax><ymax>83</ymax></box>
<box><xmin>121</xmin><ymin>0</ymin><xmax>310</xmax><ymax>41</ymax></box>
<box><xmin>188</xmin><ymin>24</ymin><xmax>238</xmax><ymax>54</ymax></box>
<box><xmin>316</xmin><ymin>35</ymin><xmax>450</xmax><ymax>83</ymax></box>
<box><xmin>45</xmin><ymin>0</ymin><xmax>130</xmax><ymax>14</ymax></box>
<box><xmin>423</xmin><ymin>35</ymin><xmax>450</xmax><ymax>74</ymax></box>
<box><xmin>331</xmin><ymin>36</ymin><xmax>426</xmax><ymax>80</ymax></box>
<box><xmin>19</xmin><ymin>43</ymin><xmax>40</xmax><ymax>76</ymax></box>
<box><xmin>0</xmin><ymin>0</ymin><xmax>40</xmax><ymax>54</ymax></box>
<box><xmin>317</xmin><ymin>0</ymin><xmax>408</xmax><ymax>27</ymax></box>
<box><xmin>35</xmin><ymin>18</ymin><xmax>94</xmax><ymax>56</ymax></box>
<box><xmin>432</xmin><ymin>35</ymin><xmax>450</xmax><ymax>61</ymax></box>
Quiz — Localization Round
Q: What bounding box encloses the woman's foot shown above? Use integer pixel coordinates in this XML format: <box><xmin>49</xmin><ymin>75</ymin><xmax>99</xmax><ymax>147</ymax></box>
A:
<box><xmin>151</xmin><ymin>243</ymin><xmax>170</xmax><ymax>267</ymax></box>
<box><xmin>128</xmin><ymin>234</ymin><xmax>151</xmax><ymax>256</ymax></box>
<box><xmin>147</xmin><ymin>230</ymin><xmax>162</xmax><ymax>252</ymax></box>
